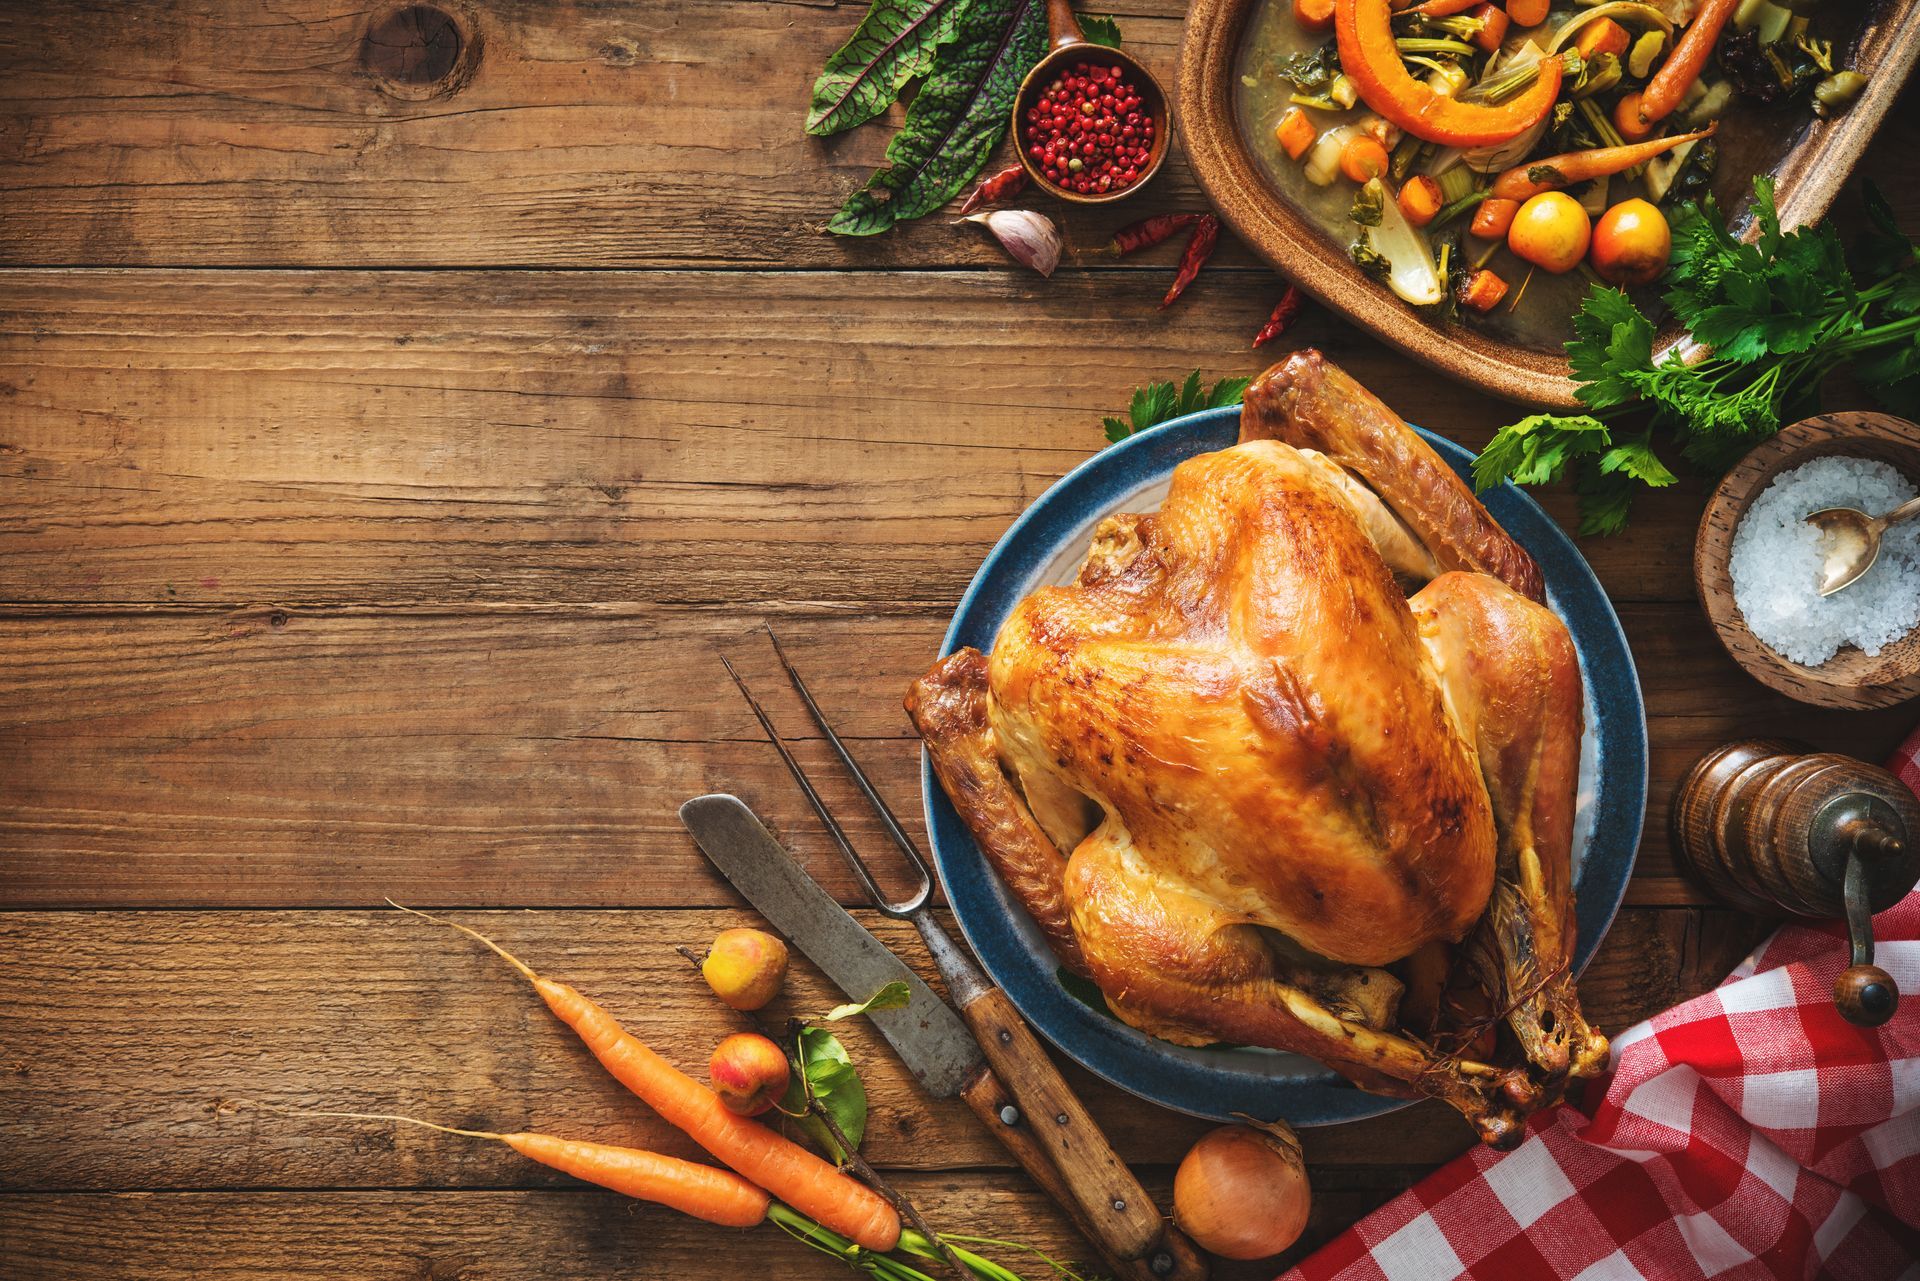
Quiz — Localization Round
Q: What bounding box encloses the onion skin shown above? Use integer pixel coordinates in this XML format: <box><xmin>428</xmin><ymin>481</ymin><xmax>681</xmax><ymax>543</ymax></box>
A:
<box><xmin>1172</xmin><ymin>1124</ymin><xmax>1311</xmax><ymax>1261</ymax></box>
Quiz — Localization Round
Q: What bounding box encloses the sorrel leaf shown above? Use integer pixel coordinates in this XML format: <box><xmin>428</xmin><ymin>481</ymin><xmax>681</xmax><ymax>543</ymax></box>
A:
<box><xmin>806</xmin><ymin>0</ymin><xmax>970</xmax><ymax>137</ymax></box>
<box><xmin>828</xmin><ymin>0</ymin><xmax>1047</xmax><ymax>236</ymax></box>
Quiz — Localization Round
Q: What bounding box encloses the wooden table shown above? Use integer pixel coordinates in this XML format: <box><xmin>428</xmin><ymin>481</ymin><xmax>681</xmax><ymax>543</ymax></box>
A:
<box><xmin>2</xmin><ymin>3</ymin><xmax>1915</xmax><ymax>1276</ymax></box>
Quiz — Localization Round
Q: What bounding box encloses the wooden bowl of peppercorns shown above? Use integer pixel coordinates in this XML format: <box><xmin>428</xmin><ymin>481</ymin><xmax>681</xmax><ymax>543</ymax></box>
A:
<box><xmin>1013</xmin><ymin>0</ymin><xmax>1171</xmax><ymax>204</ymax></box>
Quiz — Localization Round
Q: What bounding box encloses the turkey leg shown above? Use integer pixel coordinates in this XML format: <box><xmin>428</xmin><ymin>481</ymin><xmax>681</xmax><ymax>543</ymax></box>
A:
<box><xmin>1064</xmin><ymin>822</ymin><xmax>1540</xmax><ymax>1148</ymax></box>
<box><xmin>1412</xmin><ymin>572</ymin><xmax>1609</xmax><ymax>1081</ymax></box>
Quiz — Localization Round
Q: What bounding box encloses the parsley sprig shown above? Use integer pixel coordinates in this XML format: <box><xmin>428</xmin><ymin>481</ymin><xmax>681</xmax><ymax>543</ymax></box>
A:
<box><xmin>1474</xmin><ymin>178</ymin><xmax>1920</xmax><ymax>535</ymax></box>
<box><xmin>1103</xmin><ymin>370</ymin><xmax>1253</xmax><ymax>442</ymax></box>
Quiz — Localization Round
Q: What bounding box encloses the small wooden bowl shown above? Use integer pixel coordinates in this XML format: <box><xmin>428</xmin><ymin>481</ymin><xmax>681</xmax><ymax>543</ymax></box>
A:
<box><xmin>1696</xmin><ymin>412</ymin><xmax>1920</xmax><ymax>709</ymax></box>
<box><xmin>1011</xmin><ymin>0</ymin><xmax>1171</xmax><ymax>205</ymax></box>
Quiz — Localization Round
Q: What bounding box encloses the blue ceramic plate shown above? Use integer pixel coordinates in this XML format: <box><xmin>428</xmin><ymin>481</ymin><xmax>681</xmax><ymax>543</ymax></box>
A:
<box><xmin>921</xmin><ymin>406</ymin><xmax>1647</xmax><ymax>1126</ymax></box>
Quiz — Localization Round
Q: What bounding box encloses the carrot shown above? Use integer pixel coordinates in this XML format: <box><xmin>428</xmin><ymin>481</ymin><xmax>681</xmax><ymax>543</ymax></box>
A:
<box><xmin>1398</xmin><ymin>175</ymin><xmax>1443</xmax><ymax>227</ymax></box>
<box><xmin>1411</xmin><ymin>0</ymin><xmax>1481</xmax><ymax>15</ymax></box>
<box><xmin>1294</xmin><ymin>0</ymin><xmax>1336</xmax><ymax>32</ymax></box>
<box><xmin>1487</xmin><ymin>126</ymin><xmax>1715</xmax><ymax>201</ymax></box>
<box><xmin>1506</xmin><ymin>0</ymin><xmax>1551</xmax><ymax>25</ymax></box>
<box><xmin>1637</xmin><ymin>0</ymin><xmax>1737</xmax><ymax>125</ymax></box>
<box><xmin>1572</xmin><ymin>16</ymin><xmax>1629</xmax><ymax>60</ymax></box>
<box><xmin>294</xmin><ymin>1109</ymin><xmax>772</xmax><ymax>1227</ymax></box>
<box><xmin>1468</xmin><ymin>3</ymin><xmax>1509</xmax><ymax>52</ymax></box>
<box><xmin>1339</xmin><ymin>135</ymin><xmax>1391</xmax><ymax>183</ymax></box>
<box><xmin>394</xmin><ymin>904</ymin><xmax>902</xmax><ymax>1253</ymax></box>
<box><xmin>1275</xmin><ymin>107</ymin><xmax>1318</xmax><ymax>160</ymax></box>
<box><xmin>1457</xmin><ymin>268</ymin><xmax>1509</xmax><ymax>312</ymax></box>
<box><xmin>1612</xmin><ymin>91</ymin><xmax>1654</xmax><ymax>143</ymax></box>
<box><xmin>1471</xmin><ymin>197</ymin><xmax>1521</xmax><ymax>240</ymax></box>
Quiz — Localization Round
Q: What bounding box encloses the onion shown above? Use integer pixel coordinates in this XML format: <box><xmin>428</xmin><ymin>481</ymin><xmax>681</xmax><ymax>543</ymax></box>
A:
<box><xmin>1173</xmin><ymin>1124</ymin><xmax>1311</xmax><ymax>1261</ymax></box>
<box><xmin>1358</xmin><ymin>177</ymin><xmax>1444</xmax><ymax>307</ymax></box>
<box><xmin>1456</xmin><ymin>44</ymin><xmax>1550</xmax><ymax>171</ymax></box>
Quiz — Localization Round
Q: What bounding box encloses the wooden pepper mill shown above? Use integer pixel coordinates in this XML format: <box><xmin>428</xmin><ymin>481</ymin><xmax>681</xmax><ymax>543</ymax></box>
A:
<box><xmin>1673</xmin><ymin>739</ymin><xmax>1920</xmax><ymax>1027</ymax></box>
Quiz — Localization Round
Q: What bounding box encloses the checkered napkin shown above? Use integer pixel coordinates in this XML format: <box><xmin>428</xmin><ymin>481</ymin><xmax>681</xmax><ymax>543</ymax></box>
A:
<box><xmin>1283</xmin><ymin>740</ymin><xmax>1920</xmax><ymax>1281</ymax></box>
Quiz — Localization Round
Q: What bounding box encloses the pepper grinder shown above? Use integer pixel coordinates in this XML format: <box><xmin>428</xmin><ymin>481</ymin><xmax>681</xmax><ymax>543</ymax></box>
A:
<box><xmin>1672</xmin><ymin>739</ymin><xmax>1920</xmax><ymax>1027</ymax></box>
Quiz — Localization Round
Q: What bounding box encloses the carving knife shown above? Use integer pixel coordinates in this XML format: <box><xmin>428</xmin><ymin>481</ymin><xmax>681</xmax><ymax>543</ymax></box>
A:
<box><xmin>680</xmin><ymin>793</ymin><xmax>1205</xmax><ymax>1281</ymax></box>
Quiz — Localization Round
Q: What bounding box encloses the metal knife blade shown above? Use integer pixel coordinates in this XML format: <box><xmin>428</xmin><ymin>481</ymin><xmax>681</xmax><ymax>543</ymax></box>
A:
<box><xmin>679</xmin><ymin>793</ymin><xmax>985</xmax><ymax>1098</ymax></box>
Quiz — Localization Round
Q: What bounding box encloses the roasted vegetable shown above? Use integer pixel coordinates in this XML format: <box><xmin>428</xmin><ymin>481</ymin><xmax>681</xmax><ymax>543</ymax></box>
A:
<box><xmin>1336</xmin><ymin>0</ymin><xmax>1564</xmax><ymax>146</ymax></box>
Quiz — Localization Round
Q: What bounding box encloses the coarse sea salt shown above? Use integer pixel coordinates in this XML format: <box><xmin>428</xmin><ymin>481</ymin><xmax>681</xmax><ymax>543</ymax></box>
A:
<box><xmin>1729</xmin><ymin>456</ymin><xmax>1920</xmax><ymax>666</ymax></box>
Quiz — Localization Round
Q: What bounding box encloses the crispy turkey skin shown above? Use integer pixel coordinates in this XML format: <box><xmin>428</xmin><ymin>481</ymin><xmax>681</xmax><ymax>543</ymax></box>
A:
<box><xmin>908</xmin><ymin>351</ymin><xmax>1605</xmax><ymax>1144</ymax></box>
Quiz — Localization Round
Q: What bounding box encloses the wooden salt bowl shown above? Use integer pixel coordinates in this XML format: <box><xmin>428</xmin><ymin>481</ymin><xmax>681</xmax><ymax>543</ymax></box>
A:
<box><xmin>1696</xmin><ymin>412</ymin><xmax>1920</xmax><ymax>710</ymax></box>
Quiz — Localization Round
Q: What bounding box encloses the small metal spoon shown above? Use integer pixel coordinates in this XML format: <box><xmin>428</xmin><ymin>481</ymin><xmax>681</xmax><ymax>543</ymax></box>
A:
<box><xmin>1807</xmin><ymin>495</ymin><xmax>1920</xmax><ymax>596</ymax></box>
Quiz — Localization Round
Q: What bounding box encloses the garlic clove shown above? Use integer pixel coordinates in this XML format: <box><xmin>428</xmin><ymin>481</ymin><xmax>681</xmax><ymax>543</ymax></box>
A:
<box><xmin>963</xmin><ymin>209</ymin><xmax>1062</xmax><ymax>278</ymax></box>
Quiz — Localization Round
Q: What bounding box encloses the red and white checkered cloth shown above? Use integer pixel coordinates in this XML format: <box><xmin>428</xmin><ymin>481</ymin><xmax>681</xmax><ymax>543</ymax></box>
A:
<box><xmin>1285</xmin><ymin>737</ymin><xmax>1920</xmax><ymax>1281</ymax></box>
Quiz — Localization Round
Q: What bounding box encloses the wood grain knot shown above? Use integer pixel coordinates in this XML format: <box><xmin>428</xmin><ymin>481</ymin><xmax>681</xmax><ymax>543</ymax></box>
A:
<box><xmin>361</xmin><ymin>5</ymin><xmax>480</xmax><ymax>100</ymax></box>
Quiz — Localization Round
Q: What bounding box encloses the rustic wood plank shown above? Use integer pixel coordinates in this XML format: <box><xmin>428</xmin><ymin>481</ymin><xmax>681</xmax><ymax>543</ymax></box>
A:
<box><xmin>0</xmin><ymin>1177</ymin><xmax>1431</xmax><ymax>1281</ymax></box>
<box><xmin>0</xmin><ymin>0</ymin><xmax>1235</xmax><ymax>271</ymax></box>
<box><xmin>4</xmin><ymin>607</ymin><xmax>1910</xmax><ymax>908</ymax></box>
<box><xmin>0</xmin><ymin>1</ymin><xmax>1911</xmax><ymax>270</ymax></box>
<box><xmin>0</xmin><ymin>270</ymin><xmax>1748</xmax><ymax>609</ymax></box>
<box><xmin>0</xmin><ymin>908</ymin><xmax>1762</xmax><ymax>1194</ymax></box>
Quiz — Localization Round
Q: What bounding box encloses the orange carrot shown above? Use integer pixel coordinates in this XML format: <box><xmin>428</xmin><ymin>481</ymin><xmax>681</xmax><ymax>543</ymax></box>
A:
<box><xmin>394</xmin><ymin>905</ymin><xmax>903</xmax><ymax>1253</ymax></box>
<box><xmin>1275</xmin><ymin>108</ymin><xmax>1318</xmax><ymax>160</ymax></box>
<box><xmin>1468</xmin><ymin>3</ymin><xmax>1509</xmax><ymax>52</ymax></box>
<box><xmin>1573</xmin><ymin>16</ymin><xmax>1629</xmax><ymax>60</ymax></box>
<box><xmin>296</xmin><ymin>1110</ymin><xmax>772</xmax><ymax>1227</ymax></box>
<box><xmin>1398</xmin><ymin>175</ymin><xmax>1443</xmax><ymax>226</ymax></box>
<box><xmin>1457</xmin><ymin>268</ymin><xmax>1509</xmax><ymax>312</ymax></box>
<box><xmin>1638</xmin><ymin>0</ymin><xmax>1737</xmax><ymax>125</ymax></box>
<box><xmin>1411</xmin><ymin>0</ymin><xmax>1482</xmax><ymax>15</ymax></box>
<box><xmin>1506</xmin><ymin>0</ymin><xmax>1551</xmax><ymax>25</ymax></box>
<box><xmin>1612</xmin><ymin>91</ymin><xmax>1655</xmax><ymax>142</ymax></box>
<box><xmin>1294</xmin><ymin>0</ymin><xmax>1336</xmax><ymax>32</ymax></box>
<box><xmin>1471</xmin><ymin>197</ymin><xmax>1521</xmax><ymax>240</ymax></box>
<box><xmin>1340</xmin><ymin>135</ymin><xmax>1391</xmax><ymax>183</ymax></box>
<box><xmin>1487</xmin><ymin>126</ymin><xmax>1715</xmax><ymax>200</ymax></box>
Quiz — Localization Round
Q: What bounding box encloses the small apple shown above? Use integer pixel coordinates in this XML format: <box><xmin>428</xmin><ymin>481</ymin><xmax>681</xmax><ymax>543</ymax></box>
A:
<box><xmin>708</xmin><ymin>1032</ymin><xmax>791</xmax><ymax>1116</ymax></box>
<box><xmin>701</xmin><ymin>927</ymin><xmax>789</xmax><ymax>1012</ymax></box>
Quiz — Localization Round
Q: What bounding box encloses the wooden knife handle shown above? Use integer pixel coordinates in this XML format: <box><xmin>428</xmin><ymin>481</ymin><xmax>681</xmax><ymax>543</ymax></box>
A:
<box><xmin>959</xmin><ymin>985</ymin><xmax>1207</xmax><ymax>1280</ymax></box>
<box><xmin>961</xmin><ymin>1068</ymin><xmax>1208</xmax><ymax>1281</ymax></box>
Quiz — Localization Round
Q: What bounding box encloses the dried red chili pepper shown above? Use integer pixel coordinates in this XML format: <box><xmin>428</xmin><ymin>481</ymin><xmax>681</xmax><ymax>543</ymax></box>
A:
<box><xmin>1098</xmin><ymin>213</ymin><xmax>1199</xmax><ymax>259</ymax></box>
<box><xmin>1252</xmin><ymin>285</ymin><xmax>1306</xmax><ymax>348</ymax></box>
<box><xmin>958</xmin><ymin>165</ymin><xmax>1029</xmax><ymax>216</ymax></box>
<box><xmin>1159</xmin><ymin>214</ymin><xmax>1219</xmax><ymax>309</ymax></box>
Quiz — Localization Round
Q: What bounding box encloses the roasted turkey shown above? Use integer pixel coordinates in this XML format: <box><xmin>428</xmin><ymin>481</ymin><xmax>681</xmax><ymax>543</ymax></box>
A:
<box><xmin>908</xmin><ymin>351</ymin><xmax>1607</xmax><ymax>1146</ymax></box>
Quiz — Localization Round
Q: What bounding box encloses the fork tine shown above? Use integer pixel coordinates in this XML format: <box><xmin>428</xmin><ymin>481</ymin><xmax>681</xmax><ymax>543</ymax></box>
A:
<box><xmin>719</xmin><ymin>648</ymin><xmax>928</xmax><ymax>917</ymax></box>
<box><xmin>764</xmin><ymin>625</ymin><xmax>936</xmax><ymax>890</ymax></box>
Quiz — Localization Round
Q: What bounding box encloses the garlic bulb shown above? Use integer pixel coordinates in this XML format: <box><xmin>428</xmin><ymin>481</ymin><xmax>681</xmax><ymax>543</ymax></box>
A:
<box><xmin>963</xmin><ymin>210</ymin><xmax>1061</xmax><ymax>277</ymax></box>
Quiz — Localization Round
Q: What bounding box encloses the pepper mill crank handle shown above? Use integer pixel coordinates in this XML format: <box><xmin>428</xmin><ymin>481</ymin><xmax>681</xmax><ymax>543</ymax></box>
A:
<box><xmin>1836</xmin><ymin>850</ymin><xmax>1900</xmax><ymax>1027</ymax></box>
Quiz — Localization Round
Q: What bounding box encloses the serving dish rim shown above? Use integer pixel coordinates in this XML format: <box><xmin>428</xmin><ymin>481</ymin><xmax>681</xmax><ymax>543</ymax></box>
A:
<box><xmin>919</xmin><ymin>403</ymin><xmax>1650</xmax><ymax>1125</ymax></box>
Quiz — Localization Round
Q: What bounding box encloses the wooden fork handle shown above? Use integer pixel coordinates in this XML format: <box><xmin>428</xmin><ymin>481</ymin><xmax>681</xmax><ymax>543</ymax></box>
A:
<box><xmin>958</xmin><ymin>987</ymin><xmax>1208</xmax><ymax>1281</ymax></box>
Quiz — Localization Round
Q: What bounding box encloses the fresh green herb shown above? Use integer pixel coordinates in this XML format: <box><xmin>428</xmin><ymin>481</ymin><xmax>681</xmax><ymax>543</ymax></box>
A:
<box><xmin>829</xmin><ymin>0</ymin><xmax>1047</xmax><ymax>236</ymax></box>
<box><xmin>1351</xmin><ymin>182</ymin><xmax>1386</xmax><ymax>227</ymax></box>
<box><xmin>777</xmin><ymin>1025</ymin><xmax>868</xmax><ymax>1163</ymax></box>
<box><xmin>1474</xmin><ymin>178</ymin><xmax>1920</xmax><ymax>534</ymax></box>
<box><xmin>1275</xmin><ymin>43</ymin><xmax>1341</xmax><ymax>95</ymax></box>
<box><xmin>823</xmin><ymin>981</ymin><xmax>912</xmax><ymax>1022</ymax></box>
<box><xmin>773</xmin><ymin>981</ymin><xmax>916</xmax><ymax>1162</ymax></box>
<box><xmin>1102</xmin><ymin>370</ymin><xmax>1253</xmax><ymax>442</ymax></box>
<box><xmin>806</xmin><ymin>0</ymin><xmax>969</xmax><ymax>137</ymax></box>
<box><xmin>1079</xmin><ymin>13</ymin><xmax>1123</xmax><ymax>47</ymax></box>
